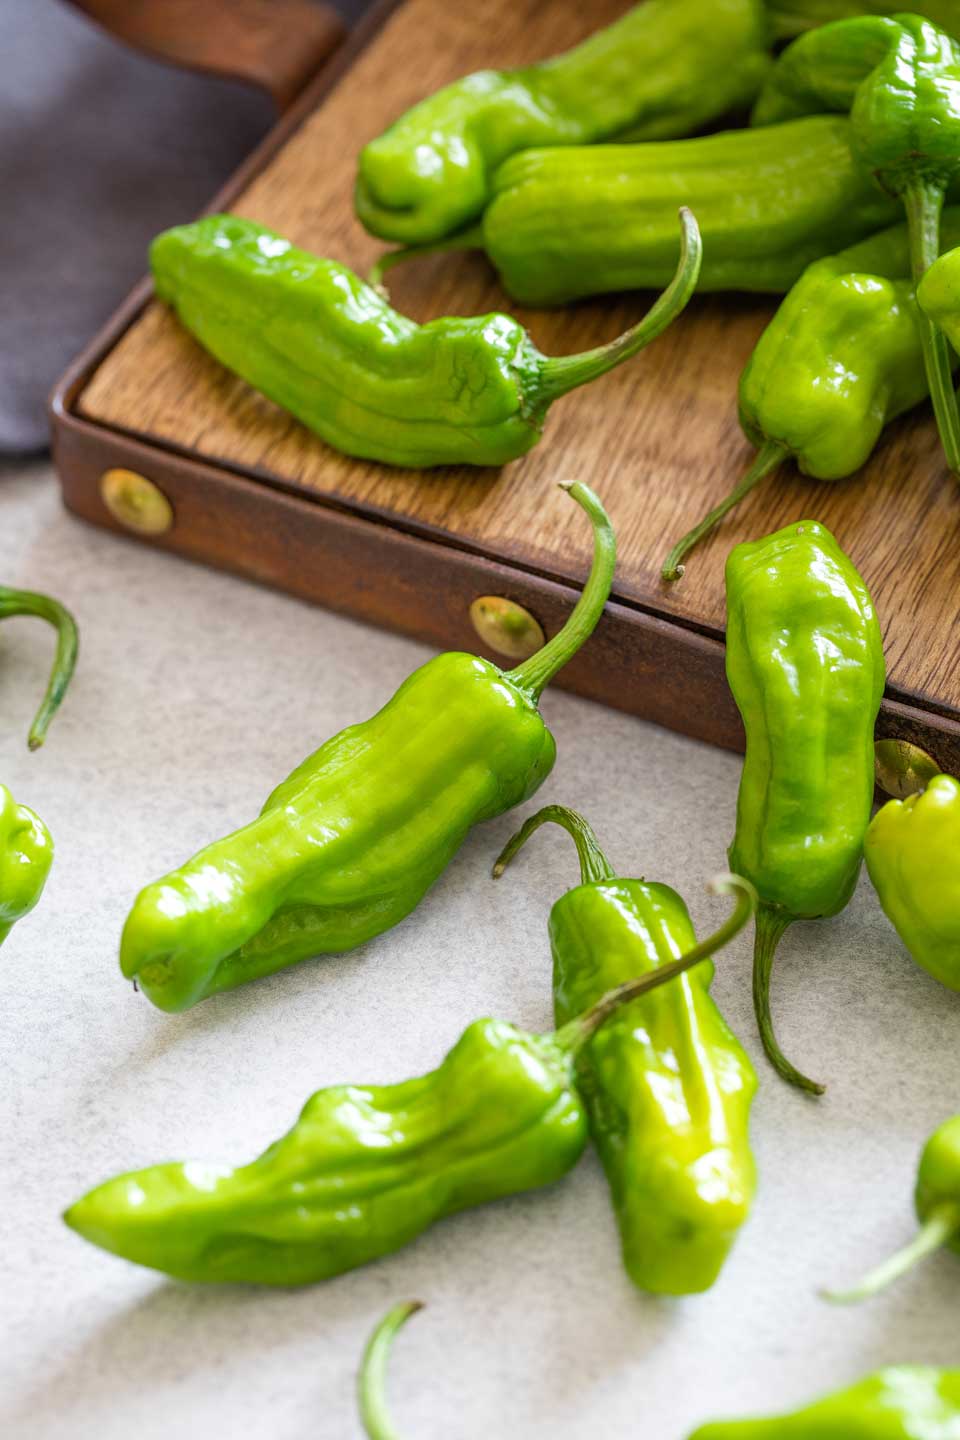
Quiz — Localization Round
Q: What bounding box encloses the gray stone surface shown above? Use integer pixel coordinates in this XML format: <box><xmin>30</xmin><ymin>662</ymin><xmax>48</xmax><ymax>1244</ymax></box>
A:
<box><xmin>2</xmin><ymin>457</ymin><xmax>959</xmax><ymax>1438</ymax></box>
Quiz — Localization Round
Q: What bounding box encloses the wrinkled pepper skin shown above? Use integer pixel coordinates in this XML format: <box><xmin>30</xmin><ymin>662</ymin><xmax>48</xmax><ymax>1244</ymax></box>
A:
<box><xmin>726</xmin><ymin>521</ymin><xmax>885</xmax><ymax>1093</ymax></box>
<box><xmin>355</xmin><ymin>0</ymin><xmax>772</xmax><ymax>244</ymax></box>
<box><xmin>496</xmin><ymin>806</ymin><xmax>756</xmax><ymax>1295</ymax></box>
<box><xmin>739</xmin><ymin>218</ymin><xmax>960</xmax><ymax>480</ymax></box>
<box><xmin>866</xmin><ymin>774</ymin><xmax>960</xmax><ymax>989</ymax></box>
<box><xmin>752</xmin><ymin>15</ymin><xmax>960</xmax><ymax>472</ymax></box>
<box><xmin>120</xmin><ymin>482</ymin><xmax>615</xmax><ymax>1013</ymax></box>
<box><xmin>0</xmin><ymin>783</ymin><xmax>53</xmax><ymax>947</ymax></box>
<box><xmin>473</xmin><ymin>117</ymin><xmax>898</xmax><ymax>306</ymax></box>
<box><xmin>690</xmin><ymin>1368</ymin><xmax>960</xmax><ymax>1439</ymax></box>
<box><xmin>64</xmin><ymin>1019</ymin><xmax>588</xmax><ymax>1286</ymax></box>
<box><xmin>661</xmin><ymin>212</ymin><xmax>960</xmax><ymax>579</ymax></box>
<box><xmin>71</xmin><ymin>877</ymin><xmax>757</xmax><ymax>1286</ymax></box>
<box><xmin>151</xmin><ymin>211</ymin><xmax>699</xmax><ymax>470</ymax></box>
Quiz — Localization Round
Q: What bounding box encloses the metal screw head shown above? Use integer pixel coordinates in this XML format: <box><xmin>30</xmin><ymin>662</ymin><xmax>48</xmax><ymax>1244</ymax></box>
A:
<box><xmin>874</xmin><ymin>738</ymin><xmax>941</xmax><ymax>799</ymax></box>
<box><xmin>469</xmin><ymin>596</ymin><xmax>545</xmax><ymax>661</ymax></box>
<box><xmin>100</xmin><ymin>469</ymin><xmax>173</xmax><ymax>535</ymax></box>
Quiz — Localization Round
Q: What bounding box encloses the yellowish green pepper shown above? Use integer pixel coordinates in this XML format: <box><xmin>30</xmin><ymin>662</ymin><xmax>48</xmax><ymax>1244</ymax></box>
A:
<box><xmin>493</xmin><ymin>805</ymin><xmax>757</xmax><ymax>1295</ymax></box>
<box><xmin>865</xmin><ymin>773</ymin><xmax>960</xmax><ymax>990</ymax></box>
<box><xmin>151</xmin><ymin>211</ymin><xmax>699</xmax><ymax>470</ymax></box>
<box><xmin>120</xmin><ymin>483</ymin><xmax>615</xmax><ymax>1013</ymax></box>
<box><xmin>663</xmin><ymin>211</ymin><xmax>960</xmax><ymax>578</ymax></box>
<box><xmin>355</xmin><ymin>0</ymin><xmax>772</xmax><ymax>244</ymax></box>
<box><xmin>66</xmin><ymin>877</ymin><xmax>755</xmax><ymax>1286</ymax></box>
<box><xmin>825</xmin><ymin>1115</ymin><xmax>960</xmax><ymax>1303</ymax></box>
<box><xmin>726</xmin><ymin>521</ymin><xmax>885</xmax><ymax>1094</ymax></box>
<box><xmin>357</xmin><ymin>1302</ymin><xmax>960</xmax><ymax>1440</ymax></box>
<box><xmin>0</xmin><ymin>783</ymin><xmax>53</xmax><ymax>948</ymax></box>
<box><xmin>373</xmin><ymin>117</ymin><xmax>900</xmax><ymax>306</ymax></box>
<box><xmin>753</xmin><ymin>14</ymin><xmax>960</xmax><ymax>473</ymax></box>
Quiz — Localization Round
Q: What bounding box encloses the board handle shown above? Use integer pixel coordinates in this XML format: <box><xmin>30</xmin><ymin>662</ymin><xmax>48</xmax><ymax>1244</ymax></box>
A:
<box><xmin>62</xmin><ymin>0</ymin><xmax>346</xmax><ymax>111</ymax></box>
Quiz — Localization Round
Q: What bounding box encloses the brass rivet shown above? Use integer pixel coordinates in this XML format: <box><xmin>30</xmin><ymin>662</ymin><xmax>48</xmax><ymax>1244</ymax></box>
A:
<box><xmin>875</xmin><ymin>739</ymin><xmax>941</xmax><ymax>799</ymax></box>
<box><xmin>100</xmin><ymin>468</ymin><xmax>173</xmax><ymax>535</ymax></box>
<box><xmin>469</xmin><ymin>596</ymin><xmax>545</xmax><ymax>660</ymax></box>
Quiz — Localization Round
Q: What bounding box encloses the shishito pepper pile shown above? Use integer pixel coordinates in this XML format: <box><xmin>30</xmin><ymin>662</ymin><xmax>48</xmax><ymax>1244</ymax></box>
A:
<box><xmin>9</xmin><ymin>2</ymin><xmax>960</xmax><ymax>1435</ymax></box>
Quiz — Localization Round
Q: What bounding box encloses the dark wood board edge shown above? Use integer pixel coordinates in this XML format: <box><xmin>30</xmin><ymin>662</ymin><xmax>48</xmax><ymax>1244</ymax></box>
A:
<box><xmin>51</xmin><ymin>398</ymin><xmax>960</xmax><ymax>778</ymax></box>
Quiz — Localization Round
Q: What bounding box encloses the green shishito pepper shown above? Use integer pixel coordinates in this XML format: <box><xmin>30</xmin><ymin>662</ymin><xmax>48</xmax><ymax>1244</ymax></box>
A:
<box><xmin>770</xmin><ymin>1</ymin><xmax>960</xmax><ymax>38</ymax></box>
<box><xmin>753</xmin><ymin>14</ymin><xmax>960</xmax><ymax>473</ymax></box>
<box><xmin>355</xmin><ymin>0</ymin><xmax>771</xmax><ymax>244</ymax></box>
<box><xmin>357</xmin><ymin>1303</ymin><xmax>960</xmax><ymax>1440</ymax></box>
<box><xmin>866</xmin><ymin>773</ymin><xmax>960</xmax><ymax>990</ymax></box>
<box><xmin>1</xmin><ymin>586</ymin><xmax>78</xmax><ymax>750</ymax></box>
<box><xmin>66</xmin><ymin>875</ymin><xmax>755</xmax><ymax>1286</ymax></box>
<box><xmin>373</xmin><ymin>117</ymin><xmax>900</xmax><ymax>307</ymax></box>
<box><xmin>0</xmin><ymin>783</ymin><xmax>53</xmax><ymax>948</ymax></box>
<box><xmin>825</xmin><ymin>1115</ymin><xmax>960</xmax><ymax>1303</ymax></box>
<box><xmin>150</xmin><ymin>210</ymin><xmax>700</xmax><ymax>470</ymax></box>
<box><xmin>120</xmin><ymin>483</ymin><xmax>615</xmax><ymax>1013</ymax></box>
<box><xmin>662</xmin><ymin>210</ymin><xmax>960</xmax><ymax>578</ymax></box>
<box><xmin>493</xmin><ymin>805</ymin><xmax>757</xmax><ymax>1295</ymax></box>
<box><xmin>918</xmin><ymin>240</ymin><xmax>960</xmax><ymax>356</ymax></box>
<box><xmin>726</xmin><ymin>521</ymin><xmax>885</xmax><ymax>1095</ymax></box>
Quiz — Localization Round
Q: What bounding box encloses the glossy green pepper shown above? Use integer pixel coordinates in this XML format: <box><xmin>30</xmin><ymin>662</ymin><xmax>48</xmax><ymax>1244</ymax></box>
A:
<box><xmin>355</xmin><ymin>0</ymin><xmax>772</xmax><ymax>244</ymax></box>
<box><xmin>0</xmin><ymin>783</ymin><xmax>53</xmax><ymax>947</ymax></box>
<box><xmin>918</xmin><ymin>240</ymin><xmax>960</xmax><ymax>355</ymax></box>
<box><xmin>865</xmin><ymin>773</ymin><xmax>960</xmax><ymax>990</ymax></box>
<box><xmin>151</xmin><ymin>210</ymin><xmax>699</xmax><ymax>469</ymax></box>
<box><xmin>825</xmin><ymin>1115</ymin><xmax>960</xmax><ymax>1303</ymax></box>
<box><xmin>120</xmin><ymin>483</ymin><xmax>615</xmax><ymax>1013</ymax></box>
<box><xmin>357</xmin><ymin>1303</ymin><xmax>960</xmax><ymax>1440</ymax></box>
<box><xmin>66</xmin><ymin>876</ymin><xmax>755</xmax><ymax>1286</ymax></box>
<box><xmin>753</xmin><ymin>14</ymin><xmax>960</xmax><ymax>472</ymax></box>
<box><xmin>663</xmin><ymin>210</ymin><xmax>960</xmax><ymax>577</ymax></box>
<box><xmin>726</xmin><ymin>521</ymin><xmax>885</xmax><ymax>1094</ymax></box>
<box><xmin>1</xmin><ymin>586</ymin><xmax>78</xmax><ymax>749</ymax></box>
<box><xmin>493</xmin><ymin>805</ymin><xmax>757</xmax><ymax>1295</ymax></box>
<box><xmin>374</xmin><ymin>116</ymin><xmax>900</xmax><ymax>307</ymax></box>
<box><xmin>770</xmin><ymin>1</ymin><xmax>960</xmax><ymax>39</ymax></box>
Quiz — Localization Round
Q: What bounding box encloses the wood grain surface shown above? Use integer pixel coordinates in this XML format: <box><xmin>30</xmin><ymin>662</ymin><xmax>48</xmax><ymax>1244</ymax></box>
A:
<box><xmin>76</xmin><ymin>0</ymin><xmax>960</xmax><ymax>716</ymax></box>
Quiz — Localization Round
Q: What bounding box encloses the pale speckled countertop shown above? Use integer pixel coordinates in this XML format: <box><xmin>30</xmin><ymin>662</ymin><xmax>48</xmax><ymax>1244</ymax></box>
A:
<box><xmin>3</xmin><ymin>458</ymin><xmax>959</xmax><ymax>1440</ymax></box>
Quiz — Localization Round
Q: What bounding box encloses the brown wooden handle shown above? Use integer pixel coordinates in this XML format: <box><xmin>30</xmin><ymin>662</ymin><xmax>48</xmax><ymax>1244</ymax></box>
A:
<box><xmin>62</xmin><ymin>0</ymin><xmax>346</xmax><ymax>111</ymax></box>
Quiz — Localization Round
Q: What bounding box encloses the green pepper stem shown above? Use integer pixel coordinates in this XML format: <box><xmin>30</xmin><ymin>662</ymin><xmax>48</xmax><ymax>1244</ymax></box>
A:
<box><xmin>505</xmin><ymin>482</ymin><xmax>615</xmax><ymax>702</ymax></box>
<box><xmin>358</xmin><ymin>1300</ymin><xmax>423</xmax><ymax>1440</ymax></box>
<box><xmin>821</xmin><ymin>1202</ymin><xmax>960</xmax><ymax>1305</ymax></box>
<box><xmin>0</xmin><ymin>586</ymin><xmax>79</xmax><ymax>750</ymax></box>
<box><xmin>753</xmin><ymin>904</ymin><xmax>824</xmax><ymax>1096</ymax></box>
<box><xmin>661</xmin><ymin>439</ymin><xmax>789</xmax><ymax>582</ymax></box>
<box><xmin>555</xmin><ymin>872</ymin><xmax>757</xmax><ymax>1056</ymax></box>
<box><xmin>903</xmin><ymin>179</ymin><xmax>960</xmax><ymax>475</ymax></box>
<box><xmin>367</xmin><ymin>224</ymin><xmax>486</xmax><ymax>288</ymax></box>
<box><xmin>492</xmin><ymin>803</ymin><xmax>615</xmax><ymax>885</ymax></box>
<box><xmin>535</xmin><ymin>208</ymin><xmax>702</xmax><ymax>404</ymax></box>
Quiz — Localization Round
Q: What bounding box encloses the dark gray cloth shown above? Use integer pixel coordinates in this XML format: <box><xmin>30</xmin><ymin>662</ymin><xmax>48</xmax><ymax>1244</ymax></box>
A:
<box><xmin>1</xmin><ymin>0</ymin><xmax>368</xmax><ymax>455</ymax></box>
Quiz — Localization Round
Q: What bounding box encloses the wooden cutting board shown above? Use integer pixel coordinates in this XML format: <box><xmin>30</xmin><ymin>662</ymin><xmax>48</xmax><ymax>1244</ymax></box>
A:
<box><xmin>50</xmin><ymin>0</ymin><xmax>960</xmax><ymax>771</ymax></box>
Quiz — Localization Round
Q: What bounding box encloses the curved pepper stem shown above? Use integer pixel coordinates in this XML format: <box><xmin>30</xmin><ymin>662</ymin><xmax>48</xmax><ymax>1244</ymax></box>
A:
<box><xmin>505</xmin><ymin>482</ymin><xmax>616</xmax><ymax>702</ymax></box>
<box><xmin>555</xmin><ymin>872</ymin><xmax>757</xmax><ymax>1055</ymax></box>
<box><xmin>492</xmin><ymin>803</ymin><xmax>615</xmax><ymax>885</ymax></box>
<box><xmin>0</xmin><ymin>586</ymin><xmax>79</xmax><ymax>749</ymax></box>
<box><xmin>753</xmin><ymin>904</ymin><xmax>824</xmax><ymax>1096</ymax></box>
<box><xmin>661</xmin><ymin>439</ymin><xmax>789</xmax><ymax>581</ymax></box>
<box><xmin>903</xmin><ymin>179</ymin><xmax>960</xmax><ymax>475</ymax></box>
<box><xmin>822</xmin><ymin>1203</ymin><xmax>960</xmax><ymax>1305</ymax></box>
<box><xmin>535</xmin><ymin>208</ymin><xmax>702</xmax><ymax>404</ymax></box>
<box><xmin>358</xmin><ymin>1300</ymin><xmax>423</xmax><ymax>1440</ymax></box>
